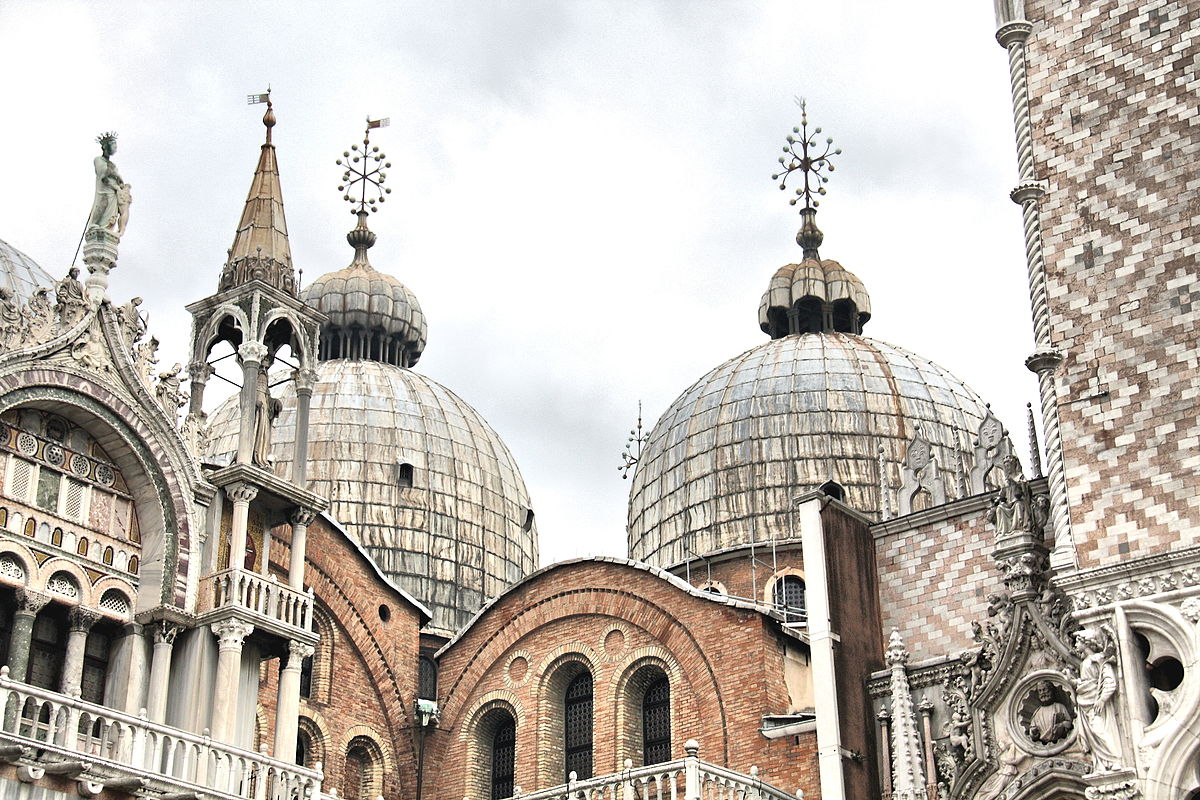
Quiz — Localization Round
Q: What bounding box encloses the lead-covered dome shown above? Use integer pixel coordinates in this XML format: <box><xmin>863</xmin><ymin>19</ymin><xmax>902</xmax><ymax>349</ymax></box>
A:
<box><xmin>0</xmin><ymin>238</ymin><xmax>55</xmax><ymax>302</ymax></box>
<box><xmin>208</xmin><ymin>359</ymin><xmax>538</xmax><ymax>633</ymax></box>
<box><xmin>627</xmin><ymin>332</ymin><xmax>990</xmax><ymax>567</ymax></box>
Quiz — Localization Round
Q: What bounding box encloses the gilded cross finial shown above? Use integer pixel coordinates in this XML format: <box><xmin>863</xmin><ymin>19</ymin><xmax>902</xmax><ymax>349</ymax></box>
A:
<box><xmin>337</xmin><ymin>117</ymin><xmax>392</xmax><ymax>216</ymax></box>
<box><xmin>772</xmin><ymin>98</ymin><xmax>841</xmax><ymax>210</ymax></box>
<box><xmin>771</xmin><ymin>99</ymin><xmax>842</xmax><ymax>258</ymax></box>
<box><xmin>618</xmin><ymin>401</ymin><xmax>649</xmax><ymax>480</ymax></box>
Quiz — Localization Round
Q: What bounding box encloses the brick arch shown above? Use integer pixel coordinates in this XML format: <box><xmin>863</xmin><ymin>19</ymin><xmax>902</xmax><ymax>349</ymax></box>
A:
<box><xmin>536</xmin><ymin>650</ymin><xmax>598</xmax><ymax>786</ymax></box>
<box><xmin>460</xmin><ymin>692</ymin><xmax>523</xmax><ymax>800</ymax></box>
<box><xmin>297</xmin><ymin>713</ymin><xmax>329</xmax><ymax>771</ymax></box>
<box><xmin>610</xmin><ymin>648</ymin><xmax>685</xmax><ymax>768</ymax></box>
<box><xmin>305</xmin><ymin>560</ymin><xmax>416</xmax><ymax>773</ymax></box>
<box><xmin>0</xmin><ymin>373</ymin><xmax>193</xmax><ymax>608</ymax></box>
<box><xmin>0</xmin><ymin>540</ymin><xmax>37</xmax><ymax>588</ymax></box>
<box><xmin>438</xmin><ymin>568</ymin><xmax>734</xmax><ymax>767</ymax></box>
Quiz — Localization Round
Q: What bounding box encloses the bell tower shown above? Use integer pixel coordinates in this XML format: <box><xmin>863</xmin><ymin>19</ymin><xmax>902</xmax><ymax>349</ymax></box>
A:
<box><xmin>181</xmin><ymin>93</ymin><xmax>326</xmax><ymax>754</ymax></box>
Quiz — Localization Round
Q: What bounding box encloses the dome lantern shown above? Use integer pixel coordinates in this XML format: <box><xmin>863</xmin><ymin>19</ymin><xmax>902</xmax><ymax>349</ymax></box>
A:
<box><xmin>302</xmin><ymin>119</ymin><xmax>427</xmax><ymax>367</ymax></box>
<box><xmin>761</xmin><ymin>104</ymin><xmax>870</xmax><ymax>338</ymax></box>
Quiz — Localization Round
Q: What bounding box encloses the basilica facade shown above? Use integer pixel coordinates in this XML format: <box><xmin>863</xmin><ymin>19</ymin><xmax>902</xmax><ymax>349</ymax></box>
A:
<box><xmin>0</xmin><ymin>2</ymin><xmax>1194</xmax><ymax>800</ymax></box>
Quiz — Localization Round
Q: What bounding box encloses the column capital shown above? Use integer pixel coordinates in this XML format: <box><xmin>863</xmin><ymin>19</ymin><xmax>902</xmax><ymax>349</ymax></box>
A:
<box><xmin>188</xmin><ymin>361</ymin><xmax>214</xmax><ymax>382</ymax></box>
<box><xmin>211</xmin><ymin>619</ymin><xmax>254</xmax><ymax>650</ymax></box>
<box><xmin>69</xmin><ymin>607</ymin><xmax>102</xmax><ymax>633</ymax></box>
<box><xmin>292</xmin><ymin>368</ymin><xmax>319</xmax><ymax>395</ymax></box>
<box><xmin>15</xmin><ymin>588</ymin><xmax>51</xmax><ymax>615</ymax></box>
<box><xmin>225</xmin><ymin>481</ymin><xmax>259</xmax><ymax>505</ymax></box>
<box><xmin>238</xmin><ymin>341</ymin><xmax>269</xmax><ymax>364</ymax></box>
<box><xmin>1025</xmin><ymin>348</ymin><xmax>1065</xmax><ymax>375</ymax></box>
<box><xmin>153</xmin><ymin>620</ymin><xmax>184</xmax><ymax>646</ymax></box>
<box><xmin>995</xmin><ymin>19</ymin><xmax>1032</xmax><ymax>48</ymax></box>
<box><xmin>1009</xmin><ymin>180</ymin><xmax>1047</xmax><ymax>205</ymax></box>
<box><xmin>290</xmin><ymin>507</ymin><xmax>318</xmax><ymax>527</ymax></box>
<box><xmin>286</xmin><ymin>640</ymin><xmax>315</xmax><ymax>667</ymax></box>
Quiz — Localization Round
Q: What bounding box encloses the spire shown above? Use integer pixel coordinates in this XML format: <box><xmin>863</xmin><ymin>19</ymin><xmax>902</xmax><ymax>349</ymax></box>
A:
<box><xmin>771</xmin><ymin>98</ymin><xmax>841</xmax><ymax>259</ymax></box>
<box><xmin>219</xmin><ymin>91</ymin><xmax>296</xmax><ymax>296</ymax></box>
<box><xmin>886</xmin><ymin>629</ymin><xmax>928</xmax><ymax>800</ymax></box>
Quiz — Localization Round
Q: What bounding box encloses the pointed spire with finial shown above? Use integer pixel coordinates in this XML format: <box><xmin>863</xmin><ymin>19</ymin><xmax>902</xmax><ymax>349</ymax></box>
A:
<box><xmin>771</xmin><ymin>98</ymin><xmax>842</xmax><ymax>259</ymax></box>
<box><xmin>219</xmin><ymin>89</ymin><xmax>296</xmax><ymax>295</ymax></box>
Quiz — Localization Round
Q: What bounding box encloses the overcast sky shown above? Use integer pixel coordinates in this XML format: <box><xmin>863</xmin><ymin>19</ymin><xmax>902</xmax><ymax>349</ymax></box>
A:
<box><xmin>0</xmin><ymin>1</ymin><xmax>1035</xmax><ymax>566</ymax></box>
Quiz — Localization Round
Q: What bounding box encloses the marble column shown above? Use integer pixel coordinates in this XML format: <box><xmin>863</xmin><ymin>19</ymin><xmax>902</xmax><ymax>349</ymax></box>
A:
<box><xmin>120</xmin><ymin>622</ymin><xmax>147</xmax><ymax>715</ymax></box>
<box><xmin>187</xmin><ymin>361</ymin><xmax>213</xmax><ymax>416</ymax></box>
<box><xmin>210</xmin><ymin>619</ymin><xmax>254</xmax><ymax>744</ymax></box>
<box><xmin>288</xmin><ymin>508</ymin><xmax>317</xmax><ymax>591</ymax></box>
<box><xmin>236</xmin><ymin>342</ymin><xmax>268</xmax><ymax>465</ymax></box>
<box><xmin>273</xmin><ymin>640</ymin><xmax>314</xmax><ymax>761</ymax></box>
<box><xmin>146</xmin><ymin>622</ymin><xmax>182</xmax><ymax>723</ymax></box>
<box><xmin>7</xmin><ymin>589</ymin><xmax>50</xmax><ymax>682</ymax></box>
<box><xmin>291</xmin><ymin>369</ymin><xmax>318</xmax><ymax>485</ymax></box>
<box><xmin>225</xmin><ymin>482</ymin><xmax>258</xmax><ymax>571</ymax></box>
<box><xmin>60</xmin><ymin>608</ymin><xmax>100</xmax><ymax>696</ymax></box>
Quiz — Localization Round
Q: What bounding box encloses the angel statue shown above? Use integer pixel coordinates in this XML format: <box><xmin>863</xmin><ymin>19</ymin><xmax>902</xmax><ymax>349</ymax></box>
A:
<box><xmin>1072</xmin><ymin>626</ymin><xmax>1124</xmax><ymax>773</ymax></box>
<box><xmin>87</xmin><ymin>132</ymin><xmax>132</xmax><ymax>238</ymax></box>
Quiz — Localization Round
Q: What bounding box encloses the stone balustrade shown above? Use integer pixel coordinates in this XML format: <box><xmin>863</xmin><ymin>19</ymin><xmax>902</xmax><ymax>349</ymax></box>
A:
<box><xmin>502</xmin><ymin>741</ymin><xmax>799</xmax><ymax>800</ymax></box>
<box><xmin>0</xmin><ymin>666</ymin><xmax>323</xmax><ymax>800</ymax></box>
<box><xmin>200</xmin><ymin>567</ymin><xmax>313</xmax><ymax>632</ymax></box>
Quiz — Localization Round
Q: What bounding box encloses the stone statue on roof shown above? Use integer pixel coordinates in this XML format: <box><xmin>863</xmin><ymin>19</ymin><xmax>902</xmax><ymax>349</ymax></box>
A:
<box><xmin>87</xmin><ymin>132</ymin><xmax>132</xmax><ymax>238</ymax></box>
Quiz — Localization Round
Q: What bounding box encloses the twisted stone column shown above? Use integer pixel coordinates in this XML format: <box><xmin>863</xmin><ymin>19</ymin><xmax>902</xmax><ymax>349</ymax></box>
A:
<box><xmin>997</xmin><ymin>18</ymin><xmax>1076</xmax><ymax>569</ymax></box>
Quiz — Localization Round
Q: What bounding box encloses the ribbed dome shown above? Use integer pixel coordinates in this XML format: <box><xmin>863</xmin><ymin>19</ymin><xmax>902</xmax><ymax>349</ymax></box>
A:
<box><xmin>0</xmin><ymin>238</ymin><xmax>55</xmax><ymax>302</ymax></box>
<box><xmin>759</xmin><ymin>258</ymin><xmax>872</xmax><ymax>338</ymax></box>
<box><xmin>301</xmin><ymin>215</ymin><xmax>427</xmax><ymax>368</ymax></box>
<box><xmin>303</xmin><ymin>262</ymin><xmax>427</xmax><ymax>366</ymax></box>
<box><xmin>627</xmin><ymin>333</ymin><xmax>990</xmax><ymax>567</ymax></box>
<box><xmin>207</xmin><ymin>359</ymin><xmax>537</xmax><ymax>634</ymax></box>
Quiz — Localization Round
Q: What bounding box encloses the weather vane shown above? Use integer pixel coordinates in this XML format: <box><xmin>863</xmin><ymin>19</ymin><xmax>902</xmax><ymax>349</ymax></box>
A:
<box><xmin>618</xmin><ymin>401</ymin><xmax>649</xmax><ymax>480</ymax></box>
<box><xmin>337</xmin><ymin>117</ymin><xmax>392</xmax><ymax>215</ymax></box>
<box><xmin>771</xmin><ymin>98</ymin><xmax>841</xmax><ymax>211</ymax></box>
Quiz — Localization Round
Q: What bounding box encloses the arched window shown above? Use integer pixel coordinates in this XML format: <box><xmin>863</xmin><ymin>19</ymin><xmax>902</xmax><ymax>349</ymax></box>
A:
<box><xmin>564</xmin><ymin>672</ymin><xmax>593</xmax><ymax>780</ymax></box>
<box><xmin>296</xmin><ymin>717</ymin><xmax>325</xmax><ymax>768</ymax></box>
<box><xmin>297</xmin><ymin>728</ymin><xmax>313</xmax><ymax>767</ymax></box>
<box><xmin>642</xmin><ymin>676</ymin><xmax>671</xmax><ymax>765</ymax></box>
<box><xmin>773</xmin><ymin>575</ymin><xmax>806</xmax><ymax>624</ymax></box>
<box><xmin>342</xmin><ymin>736</ymin><xmax>383</xmax><ymax>800</ymax></box>
<box><xmin>397</xmin><ymin>463</ymin><xmax>414</xmax><ymax>488</ymax></box>
<box><xmin>299</xmin><ymin>653</ymin><xmax>314</xmax><ymax>699</ymax></box>
<box><xmin>491</xmin><ymin>715</ymin><xmax>516</xmax><ymax>800</ymax></box>
<box><xmin>419</xmin><ymin>656</ymin><xmax>437</xmax><ymax>700</ymax></box>
<box><xmin>343</xmin><ymin>747</ymin><xmax>366</xmax><ymax>800</ymax></box>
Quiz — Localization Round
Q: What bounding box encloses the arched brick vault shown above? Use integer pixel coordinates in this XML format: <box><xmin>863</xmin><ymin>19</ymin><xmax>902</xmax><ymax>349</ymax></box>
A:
<box><xmin>303</xmin><ymin>558</ymin><xmax>420</xmax><ymax>772</ymax></box>
<box><xmin>431</xmin><ymin>558</ymin><xmax>803</xmax><ymax>797</ymax></box>
<box><xmin>0</xmin><ymin>368</ymin><xmax>195</xmax><ymax>607</ymax></box>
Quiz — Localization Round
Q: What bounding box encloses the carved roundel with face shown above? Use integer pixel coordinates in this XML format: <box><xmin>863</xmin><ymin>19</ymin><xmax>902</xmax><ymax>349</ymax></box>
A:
<box><xmin>1010</xmin><ymin>674</ymin><xmax>1077</xmax><ymax>756</ymax></box>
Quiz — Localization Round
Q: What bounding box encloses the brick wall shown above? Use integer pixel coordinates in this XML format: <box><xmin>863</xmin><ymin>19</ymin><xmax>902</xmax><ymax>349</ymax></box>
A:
<box><xmin>257</xmin><ymin>517</ymin><xmax>423</xmax><ymax>800</ymax></box>
<box><xmin>1023</xmin><ymin>0</ymin><xmax>1200</xmax><ymax>567</ymax></box>
<box><xmin>427</xmin><ymin>559</ymin><xmax>821</xmax><ymax>800</ymax></box>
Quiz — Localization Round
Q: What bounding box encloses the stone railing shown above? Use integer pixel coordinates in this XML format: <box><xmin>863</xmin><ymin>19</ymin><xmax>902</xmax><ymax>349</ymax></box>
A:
<box><xmin>200</xmin><ymin>568</ymin><xmax>313</xmax><ymax>632</ymax></box>
<box><xmin>505</xmin><ymin>741</ymin><xmax>800</xmax><ymax>800</ymax></box>
<box><xmin>0</xmin><ymin>667</ymin><xmax>322</xmax><ymax>800</ymax></box>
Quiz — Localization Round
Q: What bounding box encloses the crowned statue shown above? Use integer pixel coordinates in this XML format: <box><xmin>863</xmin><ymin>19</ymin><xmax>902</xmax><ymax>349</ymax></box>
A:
<box><xmin>87</xmin><ymin>132</ymin><xmax>132</xmax><ymax>239</ymax></box>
